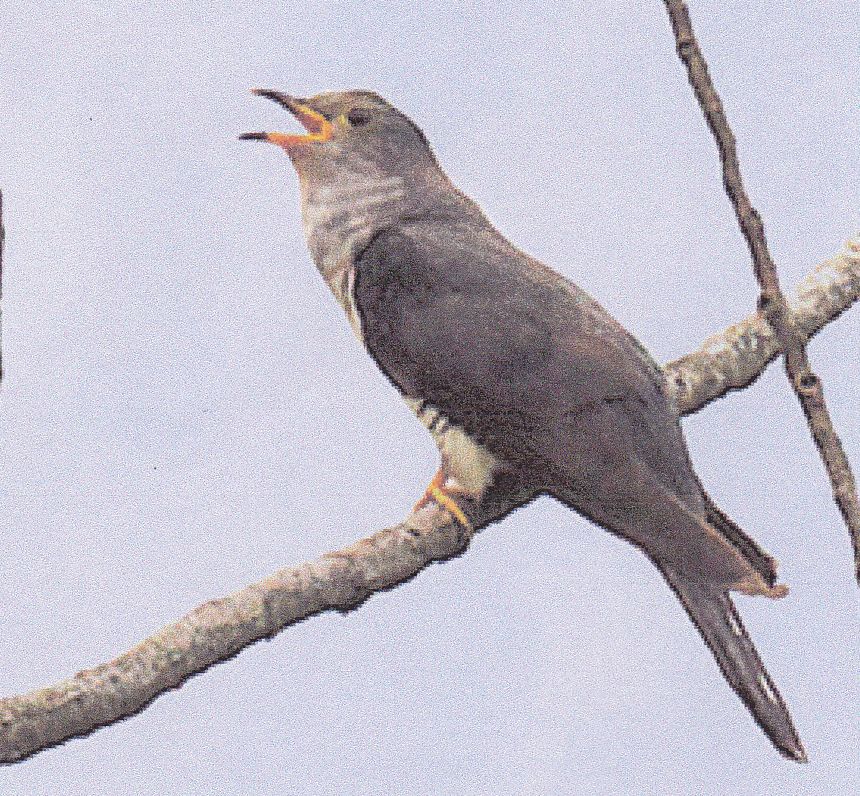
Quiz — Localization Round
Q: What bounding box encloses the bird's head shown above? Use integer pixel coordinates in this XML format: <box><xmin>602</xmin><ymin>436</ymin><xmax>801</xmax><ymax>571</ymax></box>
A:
<box><xmin>240</xmin><ymin>89</ymin><xmax>439</xmax><ymax>184</ymax></box>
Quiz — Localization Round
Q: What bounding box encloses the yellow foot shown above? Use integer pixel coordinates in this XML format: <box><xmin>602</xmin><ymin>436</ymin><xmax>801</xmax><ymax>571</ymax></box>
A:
<box><xmin>428</xmin><ymin>485</ymin><xmax>472</xmax><ymax>530</ymax></box>
<box><xmin>413</xmin><ymin>468</ymin><xmax>446</xmax><ymax>512</ymax></box>
<box><xmin>413</xmin><ymin>470</ymin><xmax>473</xmax><ymax>530</ymax></box>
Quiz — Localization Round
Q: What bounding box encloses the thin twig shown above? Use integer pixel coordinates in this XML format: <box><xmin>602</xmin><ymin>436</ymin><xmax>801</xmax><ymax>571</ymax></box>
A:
<box><xmin>662</xmin><ymin>0</ymin><xmax>860</xmax><ymax>581</ymax></box>
<box><xmin>0</xmin><ymin>242</ymin><xmax>857</xmax><ymax>764</ymax></box>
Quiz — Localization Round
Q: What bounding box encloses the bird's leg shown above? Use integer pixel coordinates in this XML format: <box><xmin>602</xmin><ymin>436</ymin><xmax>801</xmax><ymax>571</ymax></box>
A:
<box><xmin>413</xmin><ymin>468</ymin><xmax>473</xmax><ymax>531</ymax></box>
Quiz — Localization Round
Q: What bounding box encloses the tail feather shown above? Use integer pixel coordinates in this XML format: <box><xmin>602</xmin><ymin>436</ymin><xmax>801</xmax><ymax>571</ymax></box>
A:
<box><xmin>661</xmin><ymin>566</ymin><xmax>807</xmax><ymax>762</ymax></box>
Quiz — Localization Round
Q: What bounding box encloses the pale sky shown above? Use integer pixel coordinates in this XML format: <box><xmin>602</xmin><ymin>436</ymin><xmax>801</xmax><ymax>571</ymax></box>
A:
<box><xmin>1</xmin><ymin>1</ymin><xmax>858</xmax><ymax>793</ymax></box>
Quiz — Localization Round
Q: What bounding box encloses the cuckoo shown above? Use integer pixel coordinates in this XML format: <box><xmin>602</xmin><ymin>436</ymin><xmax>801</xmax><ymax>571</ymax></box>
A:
<box><xmin>241</xmin><ymin>89</ymin><xmax>805</xmax><ymax>761</ymax></box>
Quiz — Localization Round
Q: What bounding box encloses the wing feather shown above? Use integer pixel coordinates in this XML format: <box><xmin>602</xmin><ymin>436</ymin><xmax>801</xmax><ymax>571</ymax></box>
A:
<box><xmin>353</xmin><ymin>222</ymin><xmax>771</xmax><ymax>590</ymax></box>
<box><xmin>350</xmin><ymin>218</ymin><xmax>799</xmax><ymax>757</ymax></box>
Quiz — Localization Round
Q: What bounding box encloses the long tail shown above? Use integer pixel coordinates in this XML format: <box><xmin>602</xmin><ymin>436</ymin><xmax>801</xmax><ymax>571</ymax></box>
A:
<box><xmin>660</xmin><ymin>566</ymin><xmax>807</xmax><ymax>762</ymax></box>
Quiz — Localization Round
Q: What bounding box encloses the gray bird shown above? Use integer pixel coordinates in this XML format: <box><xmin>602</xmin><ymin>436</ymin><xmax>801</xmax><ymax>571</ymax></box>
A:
<box><xmin>241</xmin><ymin>88</ymin><xmax>805</xmax><ymax>761</ymax></box>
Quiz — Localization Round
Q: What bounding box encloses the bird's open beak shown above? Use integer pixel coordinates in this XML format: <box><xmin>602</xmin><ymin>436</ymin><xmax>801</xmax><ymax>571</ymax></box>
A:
<box><xmin>239</xmin><ymin>89</ymin><xmax>333</xmax><ymax>150</ymax></box>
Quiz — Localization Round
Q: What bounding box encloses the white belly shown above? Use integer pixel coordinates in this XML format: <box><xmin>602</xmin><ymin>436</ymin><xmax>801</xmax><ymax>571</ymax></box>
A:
<box><xmin>403</xmin><ymin>397</ymin><xmax>498</xmax><ymax>495</ymax></box>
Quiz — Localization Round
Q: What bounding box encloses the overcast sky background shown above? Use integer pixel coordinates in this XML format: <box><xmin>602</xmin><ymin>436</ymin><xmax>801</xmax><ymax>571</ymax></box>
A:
<box><xmin>1</xmin><ymin>1</ymin><xmax>858</xmax><ymax>793</ymax></box>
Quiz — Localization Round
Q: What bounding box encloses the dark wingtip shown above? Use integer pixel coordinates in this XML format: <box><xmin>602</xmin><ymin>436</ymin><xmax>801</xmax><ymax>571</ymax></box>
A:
<box><xmin>238</xmin><ymin>132</ymin><xmax>268</xmax><ymax>141</ymax></box>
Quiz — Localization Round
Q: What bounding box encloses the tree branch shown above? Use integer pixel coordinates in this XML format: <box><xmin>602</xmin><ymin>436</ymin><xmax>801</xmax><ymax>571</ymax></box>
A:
<box><xmin>0</xmin><ymin>481</ymin><xmax>536</xmax><ymax>764</ymax></box>
<box><xmin>0</xmin><ymin>239</ymin><xmax>857</xmax><ymax>764</ymax></box>
<box><xmin>662</xmin><ymin>0</ymin><xmax>860</xmax><ymax>581</ymax></box>
<box><xmin>666</xmin><ymin>240</ymin><xmax>860</xmax><ymax>414</ymax></box>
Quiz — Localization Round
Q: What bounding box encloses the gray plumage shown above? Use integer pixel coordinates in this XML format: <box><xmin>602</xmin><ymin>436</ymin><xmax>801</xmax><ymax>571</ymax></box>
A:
<box><xmin>243</xmin><ymin>88</ymin><xmax>805</xmax><ymax>761</ymax></box>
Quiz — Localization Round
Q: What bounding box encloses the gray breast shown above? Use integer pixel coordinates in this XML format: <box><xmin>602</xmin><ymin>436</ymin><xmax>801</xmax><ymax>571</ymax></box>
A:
<box><xmin>300</xmin><ymin>177</ymin><xmax>499</xmax><ymax>495</ymax></box>
<box><xmin>300</xmin><ymin>175</ymin><xmax>409</xmax><ymax>345</ymax></box>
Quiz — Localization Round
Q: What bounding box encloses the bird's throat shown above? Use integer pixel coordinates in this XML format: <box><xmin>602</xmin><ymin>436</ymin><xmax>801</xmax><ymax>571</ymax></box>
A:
<box><xmin>300</xmin><ymin>176</ymin><xmax>408</xmax><ymax>282</ymax></box>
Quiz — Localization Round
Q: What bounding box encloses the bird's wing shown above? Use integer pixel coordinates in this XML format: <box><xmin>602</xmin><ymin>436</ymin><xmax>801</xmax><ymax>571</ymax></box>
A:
<box><xmin>352</xmin><ymin>222</ymin><xmax>805</xmax><ymax>759</ymax></box>
<box><xmin>353</xmin><ymin>221</ymin><xmax>774</xmax><ymax>592</ymax></box>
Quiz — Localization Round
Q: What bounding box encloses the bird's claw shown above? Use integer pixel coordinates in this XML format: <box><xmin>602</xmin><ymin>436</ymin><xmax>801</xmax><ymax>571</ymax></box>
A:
<box><xmin>414</xmin><ymin>470</ymin><xmax>473</xmax><ymax>531</ymax></box>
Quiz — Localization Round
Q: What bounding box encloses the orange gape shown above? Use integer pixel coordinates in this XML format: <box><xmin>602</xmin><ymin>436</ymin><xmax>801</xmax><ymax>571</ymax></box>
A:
<box><xmin>264</xmin><ymin>102</ymin><xmax>333</xmax><ymax>150</ymax></box>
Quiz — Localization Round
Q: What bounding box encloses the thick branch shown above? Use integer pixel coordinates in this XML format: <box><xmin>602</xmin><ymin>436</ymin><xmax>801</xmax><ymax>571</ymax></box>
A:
<box><xmin>666</xmin><ymin>241</ymin><xmax>860</xmax><ymax>414</ymax></box>
<box><xmin>663</xmin><ymin>0</ymin><xmax>860</xmax><ymax>580</ymax></box>
<box><xmin>0</xmin><ymin>479</ymin><xmax>536</xmax><ymax>764</ymax></box>
<box><xmin>0</xmin><ymin>241</ymin><xmax>857</xmax><ymax>764</ymax></box>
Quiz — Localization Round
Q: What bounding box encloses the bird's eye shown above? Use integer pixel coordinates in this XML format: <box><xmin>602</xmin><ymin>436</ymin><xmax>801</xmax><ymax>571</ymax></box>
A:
<box><xmin>346</xmin><ymin>109</ymin><xmax>371</xmax><ymax>127</ymax></box>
